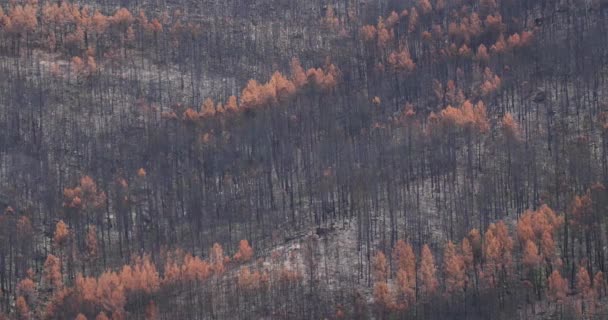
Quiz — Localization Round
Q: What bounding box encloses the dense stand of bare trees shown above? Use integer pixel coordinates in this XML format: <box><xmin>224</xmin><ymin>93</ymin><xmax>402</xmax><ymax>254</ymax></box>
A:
<box><xmin>0</xmin><ymin>0</ymin><xmax>607</xmax><ymax>318</ymax></box>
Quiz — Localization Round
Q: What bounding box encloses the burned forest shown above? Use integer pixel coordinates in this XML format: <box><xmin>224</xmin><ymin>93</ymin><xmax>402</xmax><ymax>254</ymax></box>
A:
<box><xmin>0</xmin><ymin>0</ymin><xmax>608</xmax><ymax>319</ymax></box>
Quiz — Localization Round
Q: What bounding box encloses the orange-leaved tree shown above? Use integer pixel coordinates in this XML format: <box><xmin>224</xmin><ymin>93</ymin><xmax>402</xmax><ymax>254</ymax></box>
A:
<box><xmin>43</xmin><ymin>254</ymin><xmax>63</xmax><ymax>291</ymax></box>
<box><xmin>444</xmin><ymin>241</ymin><xmax>466</xmax><ymax>295</ymax></box>
<box><xmin>418</xmin><ymin>244</ymin><xmax>438</xmax><ymax>299</ymax></box>
<box><xmin>233</xmin><ymin>239</ymin><xmax>254</xmax><ymax>263</ymax></box>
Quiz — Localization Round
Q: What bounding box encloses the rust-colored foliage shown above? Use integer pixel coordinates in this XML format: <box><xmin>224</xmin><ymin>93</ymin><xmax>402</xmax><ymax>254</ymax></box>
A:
<box><xmin>75</xmin><ymin>273</ymin><xmax>97</xmax><ymax>303</ymax></box>
<box><xmin>485</xmin><ymin>13</ymin><xmax>503</xmax><ymax>32</ymax></box>
<box><xmin>95</xmin><ymin>312</ymin><xmax>109</xmax><ymax>320</ymax></box>
<box><xmin>483</xmin><ymin>221</ymin><xmax>513</xmax><ymax>286</ymax></box>
<box><xmin>507</xmin><ymin>33</ymin><xmax>521</xmax><ymax>49</ymax></box>
<box><xmin>224</xmin><ymin>95</ymin><xmax>239</xmax><ymax>113</ymax></box>
<box><xmin>376</xmin><ymin>18</ymin><xmax>393</xmax><ymax>49</ymax></box>
<box><xmin>182</xmin><ymin>108</ymin><xmax>200</xmax><ymax>122</ymax></box>
<box><xmin>593</xmin><ymin>272</ymin><xmax>604</xmax><ymax>298</ymax></box>
<box><xmin>444</xmin><ymin>241</ymin><xmax>466</xmax><ymax>293</ymax></box>
<box><xmin>90</xmin><ymin>10</ymin><xmax>109</xmax><ymax>34</ymax></box>
<box><xmin>395</xmin><ymin>268</ymin><xmax>414</xmax><ymax>308</ymax></box>
<box><xmin>440</xmin><ymin>106</ymin><xmax>463</xmax><ymax>128</ymax></box>
<box><xmin>408</xmin><ymin>7</ymin><xmax>419</xmax><ymax>33</ymax></box>
<box><xmin>547</xmin><ymin>270</ymin><xmax>568</xmax><ymax>302</ymax></box>
<box><xmin>437</xmin><ymin>100</ymin><xmax>489</xmax><ymax>133</ymax></box>
<box><xmin>385</xmin><ymin>11</ymin><xmax>400</xmax><ymax>29</ymax></box>
<box><xmin>501</xmin><ymin>112</ymin><xmax>521</xmax><ymax>141</ymax></box>
<box><xmin>490</xmin><ymin>34</ymin><xmax>507</xmax><ymax>54</ymax></box>
<box><xmin>393</xmin><ymin>240</ymin><xmax>416</xmax><ymax>280</ymax></box>
<box><xmin>306</xmin><ymin>63</ymin><xmax>339</xmax><ymax>91</ymax></box>
<box><xmin>395</xmin><ymin>103</ymin><xmax>416</xmax><ymax>124</ymax></box>
<box><xmin>480</xmin><ymin>67</ymin><xmax>502</xmax><ymax>97</ymax></box>
<box><xmin>137</xmin><ymin>10</ymin><xmax>149</xmax><ymax>31</ymax></box>
<box><xmin>444</xmin><ymin>80</ymin><xmax>465</xmax><ymax>106</ymax></box>
<box><xmin>360</xmin><ymin>25</ymin><xmax>377</xmax><ymax>42</ymax></box>
<box><xmin>147</xmin><ymin>18</ymin><xmax>163</xmax><ymax>33</ymax></box>
<box><xmin>240</xmin><ymin>79</ymin><xmax>273</xmax><ymax>109</ymax></box>
<box><xmin>44</xmin><ymin>254</ymin><xmax>63</xmax><ymax>290</ymax></box>
<box><xmin>421</xmin><ymin>31</ymin><xmax>432</xmax><ymax>42</ymax></box>
<box><xmin>290</xmin><ymin>58</ymin><xmax>308</xmax><ymax>89</ymax></box>
<box><xmin>53</xmin><ymin>220</ymin><xmax>70</xmax><ymax>248</ymax></box>
<box><xmin>517</xmin><ymin>216</ymin><xmax>534</xmax><ymax>244</ymax></box>
<box><xmin>63</xmin><ymin>176</ymin><xmax>107</xmax><ymax>210</ymax></box>
<box><xmin>507</xmin><ymin>31</ymin><xmax>534</xmax><ymax>49</ymax></box>
<box><xmin>137</xmin><ymin>168</ymin><xmax>146</xmax><ymax>178</ymax></box>
<box><xmin>522</xmin><ymin>240</ymin><xmax>541</xmax><ymax>268</ymax></box>
<box><xmin>387</xmin><ymin>48</ymin><xmax>415</xmax><ymax>72</ymax></box>
<box><xmin>449</xmin><ymin>13</ymin><xmax>482</xmax><ymax>45</ymax></box>
<box><xmin>181</xmin><ymin>254</ymin><xmax>211</xmax><ymax>282</ymax></box>
<box><xmin>110</xmin><ymin>8</ymin><xmax>134</xmax><ymax>31</ymax></box>
<box><xmin>419</xmin><ymin>244</ymin><xmax>438</xmax><ymax>297</ymax></box>
<box><xmin>418</xmin><ymin>0</ymin><xmax>432</xmax><ymax>15</ymax></box>
<box><xmin>520</xmin><ymin>31</ymin><xmax>534</xmax><ymax>46</ymax></box>
<box><xmin>40</xmin><ymin>2</ymin><xmax>61</xmax><ymax>27</ymax></box>
<box><xmin>200</xmin><ymin>98</ymin><xmax>216</xmax><ymax>118</ymax></box>
<box><xmin>517</xmin><ymin>205</ymin><xmax>562</xmax><ymax>264</ymax></box>
<box><xmin>69</xmin><ymin>55</ymin><xmax>84</xmax><ymax>73</ymax></box>
<box><xmin>372</xmin><ymin>96</ymin><xmax>381</xmax><ymax>106</ymax></box>
<box><xmin>278</xmin><ymin>265</ymin><xmax>303</xmax><ymax>284</ymax></box>
<box><xmin>210</xmin><ymin>243</ymin><xmax>226</xmax><ymax>275</ymax></box>
<box><xmin>458</xmin><ymin>44</ymin><xmax>472</xmax><ymax>57</ymax></box>
<box><xmin>570</xmin><ymin>192</ymin><xmax>594</xmax><ymax>231</ymax></box>
<box><xmin>468</xmin><ymin>14</ymin><xmax>482</xmax><ymax>39</ymax></box>
<box><xmin>373</xmin><ymin>282</ymin><xmax>395</xmax><ymax>311</ymax></box>
<box><xmin>540</xmin><ymin>231</ymin><xmax>556</xmax><ymax>262</ymax></box>
<box><xmin>472</xmin><ymin>101</ymin><xmax>490</xmax><ymax>133</ymax></box>
<box><xmin>16</xmin><ymin>296</ymin><xmax>30</xmax><ymax>320</ymax></box>
<box><xmin>476</xmin><ymin>44</ymin><xmax>490</xmax><ymax>62</ymax></box>
<box><xmin>269</xmin><ymin>71</ymin><xmax>296</xmax><ymax>102</ymax></box>
<box><xmin>17</xmin><ymin>277</ymin><xmax>36</xmax><ymax>305</ymax></box>
<box><xmin>234</xmin><ymin>239</ymin><xmax>254</xmax><ymax>262</ymax></box>
<box><xmin>237</xmin><ymin>266</ymin><xmax>263</xmax><ymax>290</ymax></box>
<box><xmin>71</xmin><ymin>54</ymin><xmax>98</xmax><ymax>77</ymax></box>
<box><xmin>6</xmin><ymin>5</ymin><xmax>38</xmax><ymax>35</ymax></box>
<box><xmin>576</xmin><ymin>267</ymin><xmax>593</xmax><ymax>299</ymax></box>
<box><xmin>372</xmin><ymin>251</ymin><xmax>389</xmax><ymax>282</ymax></box>
<box><xmin>94</xmin><ymin>271</ymin><xmax>126</xmax><ymax>314</ymax></box>
<box><xmin>161</xmin><ymin>254</ymin><xmax>181</xmax><ymax>285</ymax></box>
<box><xmin>121</xmin><ymin>255</ymin><xmax>160</xmax><ymax>294</ymax></box>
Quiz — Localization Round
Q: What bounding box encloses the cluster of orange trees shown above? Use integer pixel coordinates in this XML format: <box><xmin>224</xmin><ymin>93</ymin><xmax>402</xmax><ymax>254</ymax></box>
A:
<box><xmin>12</xmin><ymin>238</ymin><xmax>254</xmax><ymax>319</ymax></box>
<box><xmin>370</xmin><ymin>197</ymin><xmax>607</xmax><ymax>318</ymax></box>
<box><xmin>173</xmin><ymin>58</ymin><xmax>339</xmax><ymax>122</ymax></box>
<box><xmin>357</xmin><ymin>0</ymin><xmax>535</xmax><ymax>69</ymax></box>
<box><xmin>0</xmin><ymin>1</ymin><xmax>166</xmax><ymax>55</ymax></box>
